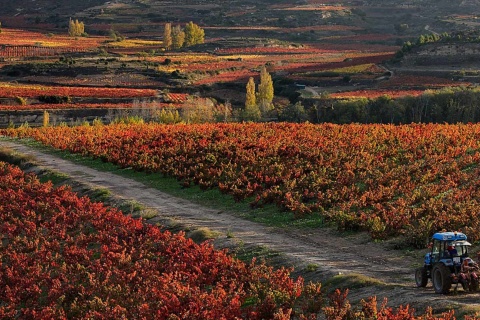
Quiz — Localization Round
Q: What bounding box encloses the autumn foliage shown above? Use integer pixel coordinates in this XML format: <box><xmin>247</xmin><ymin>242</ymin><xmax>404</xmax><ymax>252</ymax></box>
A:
<box><xmin>0</xmin><ymin>162</ymin><xmax>304</xmax><ymax>319</ymax></box>
<box><xmin>0</xmin><ymin>82</ymin><xmax>157</xmax><ymax>99</ymax></box>
<box><xmin>3</xmin><ymin>122</ymin><xmax>480</xmax><ymax>246</ymax></box>
<box><xmin>1</xmin><ymin>161</ymin><xmax>478</xmax><ymax>319</ymax></box>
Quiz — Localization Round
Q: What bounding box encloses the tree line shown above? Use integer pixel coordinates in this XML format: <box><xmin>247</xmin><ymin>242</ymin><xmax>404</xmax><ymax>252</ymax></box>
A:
<box><xmin>163</xmin><ymin>22</ymin><xmax>205</xmax><ymax>50</ymax></box>
<box><xmin>68</xmin><ymin>18</ymin><xmax>86</xmax><ymax>37</ymax></box>
<box><xmin>243</xmin><ymin>66</ymin><xmax>275</xmax><ymax>121</ymax></box>
<box><xmin>394</xmin><ymin>30</ymin><xmax>480</xmax><ymax>61</ymax></box>
<box><xmin>304</xmin><ymin>86</ymin><xmax>480</xmax><ymax>124</ymax></box>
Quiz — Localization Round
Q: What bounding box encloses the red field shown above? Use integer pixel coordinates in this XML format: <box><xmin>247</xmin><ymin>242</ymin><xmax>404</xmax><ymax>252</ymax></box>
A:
<box><xmin>0</xmin><ymin>162</ymin><xmax>304</xmax><ymax>319</ymax></box>
<box><xmin>0</xmin><ymin>28</ymin><xmax>105</xmax><ymax>56</ymax></box>
<box><xmin>4</xmin><ymin>122</ymin><xmax>480</xmax><ymax>246</ymax></box>
<box><xmin>0</xmin><ymin>102</ymin><xmax>181</xmax><ymax>111</ymax></box>
<box><xmin>0</xmin><ymin>82</ymin><xmax>157</xmax><ymax>99</ymax></box>
<box><xmin>329</xmin><ymin>89</ymin><xmax>425</xmax><ymax>99</ymax></box>
<box><xmin>1</xmin><ymin>160</ymin><xmax>472</xmax><ymax>319</ymax></box>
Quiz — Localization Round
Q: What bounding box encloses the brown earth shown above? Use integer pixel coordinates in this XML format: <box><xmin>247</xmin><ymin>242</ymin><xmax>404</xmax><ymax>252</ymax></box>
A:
<box><xmin>2</xmin><ymin>139</ymin><xmax>480</xmax><ymax>316</ymax></box>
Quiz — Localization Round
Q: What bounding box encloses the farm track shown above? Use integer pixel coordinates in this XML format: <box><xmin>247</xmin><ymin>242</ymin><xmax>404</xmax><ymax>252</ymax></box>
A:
<box><xmin>2</xmin><ymin>139</ymin><xmax>480</xmax><ymax>314</ymax></box>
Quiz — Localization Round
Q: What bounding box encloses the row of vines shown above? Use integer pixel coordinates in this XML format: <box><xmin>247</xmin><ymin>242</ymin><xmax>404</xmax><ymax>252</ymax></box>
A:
<box><xmin>0</xmin><ymin>45</ymin><xmax>88</xmax><ymax>58</ymax></box>
<box><xmin>3</xmin><ymin>122</ymin><xmax>480</xmax><ymax>246</ymax></box>
<box><xmin>0</xmin><ymin>161</ymin><xmax>477</xmax><ymax>319</ymax></box>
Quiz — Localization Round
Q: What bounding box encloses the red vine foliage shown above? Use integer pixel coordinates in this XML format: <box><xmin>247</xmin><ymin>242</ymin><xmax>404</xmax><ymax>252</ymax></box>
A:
<box><xmin>0</xmin><ymin>162</ymin><xmax>478</xmax><ymax>319</ymax></box>
<box><xmin>4</xmin><ymin>122</ymin><xmax>480</xmax><ymax>246</ymax></box>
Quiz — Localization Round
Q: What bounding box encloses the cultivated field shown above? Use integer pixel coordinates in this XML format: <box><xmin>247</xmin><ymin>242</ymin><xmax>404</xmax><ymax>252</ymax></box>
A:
<box><xmin>1</xmin><ymin>0</ymin><xmax>480</xmax><ymax>318</ymax></box>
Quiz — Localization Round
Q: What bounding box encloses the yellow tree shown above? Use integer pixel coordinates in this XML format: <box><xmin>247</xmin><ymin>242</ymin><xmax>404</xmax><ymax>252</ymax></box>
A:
<box><xmin>163</xmin><ymin>23</ymin><xmax>172</xmax><ymax>50</ymax></box>
<box><xmin>171</xmin><ymin>25</ymin><xmax>185</xmax><ymax>49</ymax></box>
<box><xmin>68</xmin><ymin>18</ymin><xmax>85</xmax><ymax>37</ymax></box>
<box><xmin>68</xmin><ymin>19</ymin><xmax>75</xmax><ymax>36</ymax></box>
<box><xmin>184</xmin><ymin>21</ymin><xmax>205</xmax><ymax>47</ymax></box>
<box><xmin>257</xmin><ymin>65</ymin><xmax>274</xmax><ymax>114</ymax></box>
<box><xmin>244</xmin><ymin>77</ymin><xmax>261</xmax><ymax>121</ymax></box>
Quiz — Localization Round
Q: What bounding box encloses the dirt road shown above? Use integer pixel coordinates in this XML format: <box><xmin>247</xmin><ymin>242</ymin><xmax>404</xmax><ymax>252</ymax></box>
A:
<box><xmin>2</xmin><ymin>139</ymin><xmax>480</xmax><ymax>314</ymax></box>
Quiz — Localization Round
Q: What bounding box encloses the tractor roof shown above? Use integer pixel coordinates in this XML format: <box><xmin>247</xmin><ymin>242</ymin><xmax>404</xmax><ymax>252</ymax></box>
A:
<box><xmin>432</xmin><ymin>231</ymin><xmax>467</xmax><ymax>242</ymax></box>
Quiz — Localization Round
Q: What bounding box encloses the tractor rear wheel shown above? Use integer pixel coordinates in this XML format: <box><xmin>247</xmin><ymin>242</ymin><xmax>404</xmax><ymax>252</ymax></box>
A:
<box><xmin>415</xmin><ymin>267</ymin><xmax>428</xmax><ymax>287</ymax></box>
<box><xmin>432</xmin><ymin>263</ymin><xmax>452</xmax><ymax>294</ymax></box>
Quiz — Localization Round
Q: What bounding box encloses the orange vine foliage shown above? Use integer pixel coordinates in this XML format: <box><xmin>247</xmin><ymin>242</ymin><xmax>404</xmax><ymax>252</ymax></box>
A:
<box><xmin>3</xmin><ymin>122</ymin><xmax>480</xmax><ymax>245</ymax></box>
<box><xmin>0</xmin><ymin>162</ymin><xmax>306</xmax><ymax>319</ymax></box>
<box><xmin>1</xmin><ymin>162</ymin><xmax>477</xmax><ymax>319</ymax></box>
<box><xmin>0</xmin><ymin>83</ymin><xmax>157</xmax><ymax>99</ymax></box>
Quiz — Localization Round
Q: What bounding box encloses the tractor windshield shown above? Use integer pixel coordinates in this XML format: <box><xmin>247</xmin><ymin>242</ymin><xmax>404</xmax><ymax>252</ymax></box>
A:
<box><xmin>452</xmin><ymin>240</ymin><xmax>471</xmax><ymax>257</ymax></box>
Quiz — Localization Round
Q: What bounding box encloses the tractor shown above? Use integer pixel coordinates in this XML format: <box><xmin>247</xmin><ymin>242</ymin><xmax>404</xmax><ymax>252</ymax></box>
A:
<box><xmin>415</xmin><ymin>231</ymin><xmax>479</xmax><ymax>293</ymax></box>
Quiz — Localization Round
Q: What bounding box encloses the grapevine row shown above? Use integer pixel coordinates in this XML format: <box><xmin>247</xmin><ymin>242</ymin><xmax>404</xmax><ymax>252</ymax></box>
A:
<box><xmin>3</xmin><ymin>122</ymin><xmax>480</xmax><ymax>245</ymax></box>
<box><xmin>1</xmin><ymin>161</ymin><xmax>476</xmax><ymax>319</ymax></box>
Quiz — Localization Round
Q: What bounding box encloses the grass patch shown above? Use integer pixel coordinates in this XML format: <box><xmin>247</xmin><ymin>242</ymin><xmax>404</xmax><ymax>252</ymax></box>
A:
<box><xmin>187</xmin><ymin>227</ymin><xmax>221</xmax><ymax>243</ymax></box>
<box><xmin>234</xmin><ymin>243</ymin><xmax>282</xmax><ymax>264</ymax></box>
<box><xmin>37</xmin><ymin>170</ymin><xmax>70</xmax><ymax>185</ymax></box>
<box><xmin>306</xmin><ymin>263</ymin><xmax>319</xmax><ymax>272</ymax></box>
<box><xmin>89</xmin><ymin>187</ymin><xmax>112</xmax><ymax>203</ymax></box>
<box><xmin>0</xmin><ymin>146</ymin><xmax>36</xmax><ymax>167</ymax></box>
<box><xmin>117</xmin><ymin>199</ymin><xmax>145</xmax><ymax>216</ymax></box>
<box><xmin>323</xmin><ymin>273</ymin><xmax>386</xmax><ymax>290</ymax></box>
<box><xmin>454</xmin><ymin>305</ymin><xmax>480</xmax><ymax>319</ymax></box>
<box><xmin>139</xmin><ymin>208</ymin><xmax>159</xmax><ymax>220</ymax></box>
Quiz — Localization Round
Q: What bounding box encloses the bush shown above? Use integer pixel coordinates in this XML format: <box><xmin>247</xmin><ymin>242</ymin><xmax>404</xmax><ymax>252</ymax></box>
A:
<box><xmin>14</xmin><ymin>96</ymin><xmax>27</xmax><ymax>106</ymax></box>
<box><xmin>38</xmin><ymin>95</ymin><xmax>71</xmax><ymax>104</ymax></box>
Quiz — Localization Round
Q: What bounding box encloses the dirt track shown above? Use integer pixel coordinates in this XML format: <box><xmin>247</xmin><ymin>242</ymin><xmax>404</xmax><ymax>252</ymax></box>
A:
<box><xmin>2</xmin><ymin>139</ymin><xmax>480</xmax><ymax>314</ymax></box>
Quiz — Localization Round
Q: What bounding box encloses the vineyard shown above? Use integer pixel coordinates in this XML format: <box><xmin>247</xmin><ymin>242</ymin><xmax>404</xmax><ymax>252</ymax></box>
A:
<box><xmin>0</xmin><ymin>45</ymin><xmax>89</xmax><ymax>58</ymax></box>
<box><xmin>0</xmin><ymin>23</ymin><xmax>470</xmax><ymax>122</ymax></box>
<box><xmin>3</xmin><ymin>122</ymin><xmax>480</xmax><ymax>247</ymax></box>
<box><xmin>0</xmin><ymin>161</ymin><xmax>304</xmax><ymax>319</ymax></box>
<box><xmin>2</xmin><ymin>160</ymin><xmax>480</xmax><ymax>319</ymax></box>
<box><xmin>2</xmin><ymin>0</ymin><xmax>480</xmax><ymax>316</ymax></box>
<box><xmin>0</xmin><ymin>28</ymin><xmax>103</xmax><ymax>54</ymax></box>
<box><xmin>0</xmin><ymin>82</ymin><xmax>157</xmax><ymax>99</ymax></box>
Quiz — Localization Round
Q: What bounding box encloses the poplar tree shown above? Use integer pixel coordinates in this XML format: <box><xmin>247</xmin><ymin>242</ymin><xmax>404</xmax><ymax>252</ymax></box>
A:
<box><xmin>184</xmin><ymin>21</ymin><xmax>205</xmax><ymax>47</ymax></box>
<box><xmin>163</xmin><ymin>23</ymin><xmax>172</xmax><ymax>50</ymax></box>
<box><xmin>68</xmin><ymin>19</ymin><xmax>85</xmax><ymax>37</ymax></box>
<box><xmin>244</xmin><ymin>77</ymin><xmax>261</xmax><ymax>121</ymax></box>
<box><xmin>171</xmin><ymin>25</ymin><xmax>185</xmax><ymax>49</ymax></box>
<box><xmin>257</xmin><ymin>65</ymin><xmax>274</xmax><ymax>114</ymax></box>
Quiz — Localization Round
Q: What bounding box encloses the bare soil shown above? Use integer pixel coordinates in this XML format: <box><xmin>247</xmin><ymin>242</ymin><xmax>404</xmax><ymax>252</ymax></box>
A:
<box><xmin>2</xmin><ymin>139</ymin><xmax>480</xmax><ymax>316</ymax></box>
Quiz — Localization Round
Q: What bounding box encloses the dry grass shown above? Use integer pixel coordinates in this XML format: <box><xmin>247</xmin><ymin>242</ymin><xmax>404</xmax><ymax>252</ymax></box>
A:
<box><xmin>188</xmin><ymin>227</ymin><xmax>221</xmax><ymax>243</ymax></box>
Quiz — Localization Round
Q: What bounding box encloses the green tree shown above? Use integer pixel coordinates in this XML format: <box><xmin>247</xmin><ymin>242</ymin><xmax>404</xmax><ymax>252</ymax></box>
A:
<box><xmin>171</xmin><ymin>25</ymin><xmax>185</xmax><ymax>50</ymax></box>
<box><xmin>280</xmin><ymin>101</ymin><xmax>308</xmax><ymax>122</ymax></box>
<box><xmin>108</xmin><ymin>28</ymin><xmax>124</xmax><ymax>42</ymax></box>
<box><xmin>257</xmin><ymin>65</ymin><xmax>274</xmax><ymax>114</ymax></box>
<box><xmin>244</xmin><ymin>77</ymin><xmax>261</xmax><ymax>121</ymax></box>
<box><xmin>163</xmin><ymin>23</ymin><xmax>172</xmax><ymax>50</ymax></box>
<box><xmin>417</xmin><ymin>34</ymin><xmax>426</xmax><ymax>45</ymax></box>
<box><xmin>184</xmin><ymin>21</ymin><xmax>205</xmax><ymax>47</ymax></box>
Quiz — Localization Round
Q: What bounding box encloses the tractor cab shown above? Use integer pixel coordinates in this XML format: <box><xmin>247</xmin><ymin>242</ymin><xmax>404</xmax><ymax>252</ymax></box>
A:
<box><xmin>425</xmin><ymin>232</ymin><xmax>470</xmax><ymax>267</ymax></box>
<box><xmin>416</xmin><ymin>231</ymin><xmax>478</xmax><ymax>293</ymax></box>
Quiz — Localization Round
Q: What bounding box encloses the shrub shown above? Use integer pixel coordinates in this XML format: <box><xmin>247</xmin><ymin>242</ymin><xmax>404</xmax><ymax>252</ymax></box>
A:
<box><xmin>38</xmin><ymin>95</ymin><xmax>71</xmax><ymax>104</ymax></box>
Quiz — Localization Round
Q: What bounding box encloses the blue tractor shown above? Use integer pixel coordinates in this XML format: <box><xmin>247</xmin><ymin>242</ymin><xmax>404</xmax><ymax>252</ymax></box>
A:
<box><xmin>415</xmin><ymin>231</ymin><xmax>479</xmax><ymax>293</ymax></box>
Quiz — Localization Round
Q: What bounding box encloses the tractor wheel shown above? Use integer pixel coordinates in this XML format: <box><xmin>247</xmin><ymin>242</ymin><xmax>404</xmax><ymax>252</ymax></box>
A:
<box><xmin>432</xmin><ymin>264</ymin><xmax>452</xmax><ymax>294</ymax></box>
<box><xmin>470</xmin><ymin>277</ymin><xmax>479</xmax><ymax>292</ymax></box>
<box><xmin>415</xmin><ymin>267</ymin><xmax>428</xmax><ymax>287</ymax></box>
<box><xmin>460</xmin><ymin>278</ymin><xmax>468</xmax><ymax>291</ymax></box>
